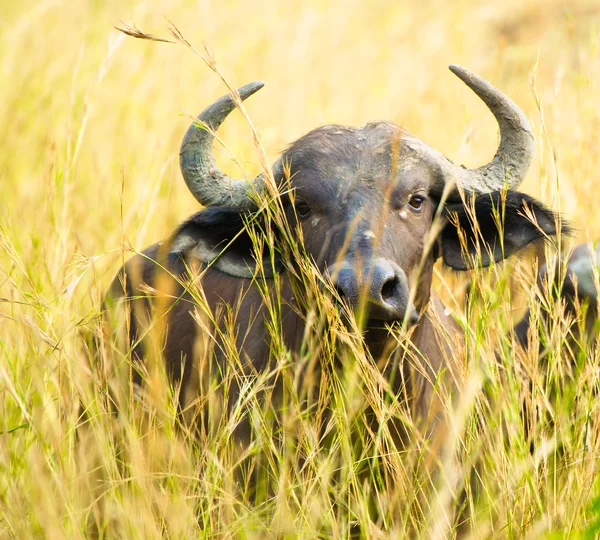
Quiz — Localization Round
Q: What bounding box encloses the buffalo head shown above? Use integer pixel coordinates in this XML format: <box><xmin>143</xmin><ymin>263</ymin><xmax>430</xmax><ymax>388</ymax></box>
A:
<box><xmin>171</xmin><ymin>66</ymin><xmax>563</xmax><ymax>329</ymax></box>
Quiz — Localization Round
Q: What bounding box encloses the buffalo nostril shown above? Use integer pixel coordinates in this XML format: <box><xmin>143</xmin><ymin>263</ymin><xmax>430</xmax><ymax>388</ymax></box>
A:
<box><xmin>381</xmin><ymin>276</ymin><xmax>399</xmax><ymax>301</ymax></box>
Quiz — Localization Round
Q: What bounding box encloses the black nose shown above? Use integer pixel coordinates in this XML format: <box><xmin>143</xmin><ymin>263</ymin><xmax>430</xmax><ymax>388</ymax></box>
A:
<box><xmin>328</xmin><ymin>258</ymin><xmax>419</xmax><ymax>324</ymax></box>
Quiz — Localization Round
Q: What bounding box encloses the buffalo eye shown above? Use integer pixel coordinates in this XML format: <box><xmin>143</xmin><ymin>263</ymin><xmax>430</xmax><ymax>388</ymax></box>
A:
<box><xmin>295</xmin><ymin>200</ymin><xmax>312</xmax><ymax>220</ymax></box>
<box><xmin>408</xmin><ymin>194</ymin><xmax>425</xmax><ymax>212</ymax></box>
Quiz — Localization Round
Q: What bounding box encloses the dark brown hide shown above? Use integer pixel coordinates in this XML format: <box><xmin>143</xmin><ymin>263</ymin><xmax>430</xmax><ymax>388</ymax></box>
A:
<box><xmin>105</xmin><ymin>122</ymin><xmax>564</xmax><ymax>450</ymax></box>
<box><xmin>99</xmin><ymin>69</ymin><xmax>572</xmax><ymax>535</ymax></box>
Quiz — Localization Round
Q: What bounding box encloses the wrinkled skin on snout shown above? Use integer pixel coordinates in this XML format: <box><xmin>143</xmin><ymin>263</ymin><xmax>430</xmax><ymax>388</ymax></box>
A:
<box><xmin>106</xmin><ymin>67</ymin><xmax>567</xmax><ymax>444</ymax></box>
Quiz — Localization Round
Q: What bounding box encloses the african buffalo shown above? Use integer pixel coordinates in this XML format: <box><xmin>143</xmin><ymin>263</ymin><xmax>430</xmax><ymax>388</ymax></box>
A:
<box><xmin>514</xmin><ymin>242</ymin><xmax>599</xmax><ymax>358</ymax></box>
<box><xmin>104</xmin><ymin>65</ymin><xmax>566</xmax><ymax>448</ymax></box>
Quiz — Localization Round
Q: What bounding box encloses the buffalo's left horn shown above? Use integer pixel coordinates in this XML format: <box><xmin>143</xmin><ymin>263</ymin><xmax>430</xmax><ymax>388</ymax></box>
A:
<box><xmin>447</xmin><ymin>65</ymin><xmax>534</xmax><ymax>193</ymax></box>
<box><xmin>179</xmin><ymin>81</ymin><xmax>266</xmax><ymax>209</ymax></box>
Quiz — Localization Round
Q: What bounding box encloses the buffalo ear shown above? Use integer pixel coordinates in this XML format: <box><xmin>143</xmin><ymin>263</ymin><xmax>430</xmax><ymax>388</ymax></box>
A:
<box><xmin>441</xmin><ymin>191</ymin><xmax>568</xmax><ymax>271</ymax></box>
<box><xmin>167</xmin><ymin>207</ymin><xmax>282</xmax><ymax>278</ymax></box>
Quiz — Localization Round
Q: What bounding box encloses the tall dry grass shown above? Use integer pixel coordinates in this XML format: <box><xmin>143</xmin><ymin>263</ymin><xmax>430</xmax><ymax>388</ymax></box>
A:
<box><xmin>1</xmin><ymin>0</ymin><xmax>600</xmax><ymax>537</ymax></box>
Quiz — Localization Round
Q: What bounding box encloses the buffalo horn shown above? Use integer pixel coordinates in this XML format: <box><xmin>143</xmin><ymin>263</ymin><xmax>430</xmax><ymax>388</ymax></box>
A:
<box><xmin>179</xmin><ymin>81</ymin><xmax>266</xmax><ymax>209</ymax></box>
<box><xmin>448</xmin><ymin>64</ymin><xmax>535</xmax><ymax>193</ymax></box>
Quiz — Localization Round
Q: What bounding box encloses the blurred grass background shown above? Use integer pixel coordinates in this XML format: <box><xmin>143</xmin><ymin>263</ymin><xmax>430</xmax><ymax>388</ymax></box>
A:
<box><xmin>1</xmin><ymin>0</ymin><xmax>600</xmax><ymax>537</ymax></box>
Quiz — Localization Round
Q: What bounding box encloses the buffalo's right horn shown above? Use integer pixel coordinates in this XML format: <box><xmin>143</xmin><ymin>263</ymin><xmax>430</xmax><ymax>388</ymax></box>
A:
<box><xmin>179</xmin><ymin>81</ymin><xmax>266</xmax><ymax>209</ymax></box>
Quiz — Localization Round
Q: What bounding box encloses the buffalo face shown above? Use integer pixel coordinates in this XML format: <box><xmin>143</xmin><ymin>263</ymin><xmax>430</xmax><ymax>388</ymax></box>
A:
<box><xmin>278</xmin><ymin>123</ymin><xmax>440</xmax><ymax>325</ymax></box>
<box><xmin>169</xmin><ymin>66</ymin><xmax>566</xmax><ymax>334</ymax></box>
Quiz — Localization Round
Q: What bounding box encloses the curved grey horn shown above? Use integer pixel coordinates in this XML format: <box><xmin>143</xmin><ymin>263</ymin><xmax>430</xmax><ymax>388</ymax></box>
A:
<box><xmin>404</xmin><ymin>65</ymin><xmax>534</xmax><ymax>195</ymax></box>
<box><xmin>179</xmin><ymin>81</ymin><xmax>266</xmax><ymax>208</ymax></box>
<box><xmin>447</xmin><ymin>65</ymin><xmax>534</xmax><ymax>192</ymax></box>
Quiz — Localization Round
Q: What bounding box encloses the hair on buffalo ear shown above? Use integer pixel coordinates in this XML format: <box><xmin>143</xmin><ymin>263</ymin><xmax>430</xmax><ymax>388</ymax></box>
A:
<box><xmin>167</xmin><ymin>206</ymin><xmax>282</xmax><ymax>279</ymax></box>
<box><xmin>440</xmin><ymin>191</ymin><xmax>570</xmax><ymax>271</ymax></box>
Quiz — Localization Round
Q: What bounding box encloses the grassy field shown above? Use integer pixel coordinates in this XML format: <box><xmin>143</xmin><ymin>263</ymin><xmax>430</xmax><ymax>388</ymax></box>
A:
<box><xmin>1</xmin><ymin>0</ymin><xmax>600</xmax><ymax>537</ymax></box>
